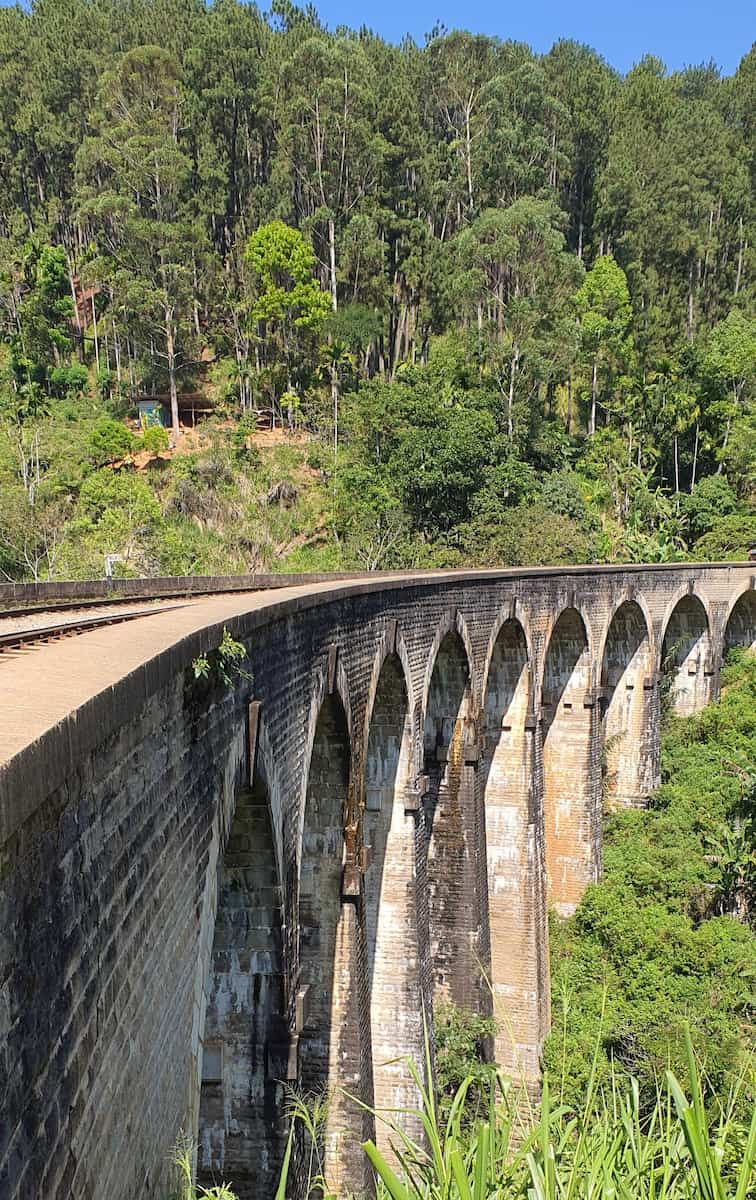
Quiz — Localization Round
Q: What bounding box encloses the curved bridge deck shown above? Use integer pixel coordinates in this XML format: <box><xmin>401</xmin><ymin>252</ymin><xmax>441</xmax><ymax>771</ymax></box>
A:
<box><xmin>0</xmin><ymin>563</ymin><xmax>753</xmax><ymax>1200</ymax></box>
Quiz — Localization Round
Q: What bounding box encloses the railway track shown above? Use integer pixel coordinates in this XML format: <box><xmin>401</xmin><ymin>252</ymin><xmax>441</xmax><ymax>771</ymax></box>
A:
<box><xmin>0</xmin><ymin>603</ymin><xmax>187</xmax><ymax>654</ymax></box>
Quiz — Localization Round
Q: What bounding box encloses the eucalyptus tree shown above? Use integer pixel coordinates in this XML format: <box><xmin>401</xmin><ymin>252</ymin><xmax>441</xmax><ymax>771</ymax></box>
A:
<box><xmin>575</xmin><ymin>254</ymin><xmax>633</xmax><ymax>435</ymax></box>
<box><xmin>269</xmin><ymin>27</ymin><xmax>385</xmax><ymax>311</ymax></box>
<box><xmin>75</xmin><ymin>44</ymin><xmax>202</xmax><ymax>438</ymax></box>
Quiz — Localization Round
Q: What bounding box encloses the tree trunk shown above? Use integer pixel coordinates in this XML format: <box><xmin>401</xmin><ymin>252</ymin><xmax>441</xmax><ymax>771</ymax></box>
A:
<box><xmin>590</xmin><ymin>358</ymin><xmax>598</xmax><ymax>436</ymax></box>
<box><xmin>686</xmin><ymin>259</ymin><xmax>695</xmax><ymax>342</ymax></box>
<box><xmin>112</xmin><ymin>319</ymin><xmax>122</xmax><ymax>386</ymax></box>
<box><xmin>91</xmin><ymin>294</ymin><xmax>100</xmax><ymax>374</ymax></box>
<box><xmin>165</xmin><ymin>308</ymin><xmax>180</xmax><ymax>440</ymax></box>
<box><xmin>507</xmin><ymin>351</ymin><xmax>517</xmax><ymax>441</ymax></box>
<box><xmin>690</xmin><ymin>424</ymin><xmax>699</xmax><ymax>492</ymax></box>
<box><xmin>331</xmin><ymin>365</ymin><xmax>339</xmax><ymax>460</ymax></box>
<box><xmin>65</xmin><ymin>251</ymin><xmax>84</xmax><ymax>362</ymax></box>
<box><xmin>734</xmin><ymin>217</ymin><xmax>745</xmax><ymax>297</ymax></box>
<box><xmin>328</xmin><ymin>216</ymin><xmax>338</xmax><ymax>311</ymax></box>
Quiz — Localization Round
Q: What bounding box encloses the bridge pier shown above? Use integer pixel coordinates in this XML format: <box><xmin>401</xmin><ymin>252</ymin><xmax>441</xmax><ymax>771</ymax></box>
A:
<box><xmin>362</xmin><ymin>653</ymin><xmax>424</xmax><ymax>1151</ymax></box>
<box><xmin>541</xmin><ymin>608</ymin><xmax>599</xmax><ymax>917</ymax></box>
<box><xmin>197</xmin><ymin>781</ymin><xmax>286</xmax><ymax>1198</ymax></box>
<box><xmin>421</xmin><ymin>628</ymin><xmax>484</xmax><ymax>1014</ymax></box>
<box><xmin>600</xmin><ymin>599</ymin><xmax>658</xmax><ymax>807</ymax></box>
<box><xmin>481</xmin><ymin>617</ymin><xmax>543</xmax><ymax>1086</ymax></box>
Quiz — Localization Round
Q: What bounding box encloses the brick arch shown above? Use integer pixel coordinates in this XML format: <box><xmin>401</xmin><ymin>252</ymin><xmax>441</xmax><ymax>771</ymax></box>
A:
<box><xmin>540</xmin><ymin>606</ymin><xmax>597</xmax><ymax>916</ymax></box>
<box><xmin>724</xmin><ymin>586</ymin><xmax>756</xmax><ymax>654</ymax></box>
<box><xmin>660</xmin><ymin>591</ymin><xmax>713</xmax><ymax>715</ymax></box>
<box><xmin>296</xmin><ymin>659</ymin><xmax>354</xmax><ymax>869</ymax></box>
<box><xmin>481</xmin><ymin>603</ymin><xmax>535</xmax><ymax>705</ymax></box>
<box><xmin>599</xmin><ymin>598</ymin><xmax>657</xmax><ymax>806</ymax></box>
<box><xmin>480</xmin><ymin>616</ymin><xmax>542</xmax><ymax>1084</ymax></box>
<box><xmin>361</xmin><ymin>625</ymin><xmax>416</xmax><ymax>779</ymax></box>
<box><xmin>536</xmin><ymin>600</ymin><xmax>595</xmax><ymax>698</ymax></box>
<box><xmin>596</xmin><ymin>591</ymin><xmax>655</xmax><ymax>670</ymax></box>
<box><xmin>421</xmin><ymin>609</ymin><xmax>477</xmax><ymax>722</ymax></box>
<box><xmin>419</xmin><ymin>624</ymin><xmax>483</xmax><ymax>1013</ymax></box>
<box><xmin>297</xmin><ymin>685</ymin><xmax>368</xmax><ymax>1193</ymax></box>
<box><xmin>197</xmin><ymin>764</ymin><xmax>286</xmax><ymax>1200</ymax></box>
<box><xmin>361</xmin><ymin>649</ymin><xmax>423</xmax><ymax>1148</ymax></box>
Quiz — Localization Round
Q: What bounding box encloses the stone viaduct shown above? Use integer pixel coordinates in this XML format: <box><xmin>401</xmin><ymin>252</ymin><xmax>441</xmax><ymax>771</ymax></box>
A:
<box><xmin>0</xmin><ymin>564</ymin><xmax>754</xmax><ymax>1200</ymax></box>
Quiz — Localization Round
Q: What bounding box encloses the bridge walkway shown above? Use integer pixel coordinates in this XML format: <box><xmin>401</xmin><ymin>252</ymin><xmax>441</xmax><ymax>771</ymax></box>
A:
<box><xmin>0</xmin><ymin>583</ymin><xmax>341</xmax><ymax>767</ymax></box>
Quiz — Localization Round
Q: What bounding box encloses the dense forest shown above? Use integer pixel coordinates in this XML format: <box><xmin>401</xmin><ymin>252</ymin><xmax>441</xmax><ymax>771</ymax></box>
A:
<box><xmin>0</xmin><ymin>0</ymin><xmax>754</xmax><ymax>579</ymax></box>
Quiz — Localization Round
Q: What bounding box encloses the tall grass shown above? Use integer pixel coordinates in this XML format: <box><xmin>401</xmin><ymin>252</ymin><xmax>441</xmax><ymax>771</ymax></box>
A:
<box><xmin>279</xmin><ymin>1025</ymin><xmax>754</xmax><ymax>1200</ymax></box>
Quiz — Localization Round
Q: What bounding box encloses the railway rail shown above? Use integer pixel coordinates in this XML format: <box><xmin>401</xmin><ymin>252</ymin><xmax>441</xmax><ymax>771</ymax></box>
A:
<box><xmin>0</xmin><ymin>603</ymin><xmax>188</xmax><ymax>654</ymax></box>
<box><xmin>0</xmin><ymin>570</ymin><xmax>380</xmax><ymax>617</ymax></box>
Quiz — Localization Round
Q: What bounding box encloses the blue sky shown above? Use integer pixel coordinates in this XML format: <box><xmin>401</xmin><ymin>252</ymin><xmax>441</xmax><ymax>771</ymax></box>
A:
<box><xmin>312</xmin><ymin>0</ymin><xmax>754</xmax><ymax>75</ymax></box>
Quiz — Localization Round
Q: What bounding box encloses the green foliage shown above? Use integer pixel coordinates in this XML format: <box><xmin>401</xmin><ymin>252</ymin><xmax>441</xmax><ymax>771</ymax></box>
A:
<box><xmin>682</xmin><ymin>476</ymin><xmax>740</xmax><ymax>541</ymax></box>
<box><xmin>245</xmin><ymin>221</ymin><xmax>331</xmax><ymax>332</ymax></box>
<box><xmin>0</xmin><ymin>6</ymin><xmax>754</xmax><ymax>578</ymax></box>
<box><xmin>137</xmin><ymin>425</ymin><xmax>170</xmax><ymax>453</ymax></box>
<box><xmin>192</xmin><ymin>627</ymin><xmax>250</xmax><ymax>689</ymax></box>
<box><xmin>545</xmin><ymin>653</ymin><xmax>756</xmax><ymax>1115</ymax></box>
<box><xmin>433</xmin><ymin>1002</ymin><xmax>497</xmax><ymax>1127</ymax></box>
<box><xmin>693</xmin><ymin>515</ymin><xmax>756</xmax><ymax>562</ymax></box>
<box><xmin>279</xmin><ymin>1027</ymin><xmax>755</xmax><ymax>1200</ymax></box>
<box><xmin>171</xmin><ymin>1141</ymin><xmax>239</xmax><ymax>1199</ymax></box>
<box><xmin>88</xmin><ymin>417</ymin><xmax>135</xmax><ymax>465</ymax></box>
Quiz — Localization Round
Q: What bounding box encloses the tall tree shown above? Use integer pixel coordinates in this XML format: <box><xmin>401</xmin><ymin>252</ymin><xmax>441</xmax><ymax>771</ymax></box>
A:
<box><xmin>76</xmin><ymin>45</ymin><xmax>200</xmax><ymax>438</ymax></box>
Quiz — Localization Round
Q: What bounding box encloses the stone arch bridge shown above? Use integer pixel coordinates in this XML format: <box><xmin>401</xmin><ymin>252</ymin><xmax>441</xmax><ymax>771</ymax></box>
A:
<box><xmin>0</xmin><ymin>564</ymin><xmax>754</xmax><ymax>1199</ymax></box>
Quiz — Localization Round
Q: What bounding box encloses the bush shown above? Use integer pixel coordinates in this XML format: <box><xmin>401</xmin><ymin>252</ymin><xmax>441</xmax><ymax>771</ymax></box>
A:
<box><xmin>692</xmin><ymin>514</ymin><xmax>756</xmax><ymax>561</ymax></box>
<box><xmin>682</xmin><ymin>475</ymin><xmax>739</xmax><ymax>541</ymax></box>
<box><xmin>434</xmin><ymin>1002</ymin><xmax>496</xmax><ymax>1126</ymax></box>
<box><xmin>460</xmin><ymin>499</ymin><xmax>593</xmax><ymax>566</ymax></box>
<box><xmin>88</xmin><ymin>417</ymin><xmax>135</xmax><ymax>465</ymax></box>
<box><xmin>137</xmin><ymin>425</ymin><xmax>170</xmax><ymax>453</ymax></box>
<box><xmin>48</xmin><ymin>362</ymin><xmax>88</xmax><ymax>398</ymax></box>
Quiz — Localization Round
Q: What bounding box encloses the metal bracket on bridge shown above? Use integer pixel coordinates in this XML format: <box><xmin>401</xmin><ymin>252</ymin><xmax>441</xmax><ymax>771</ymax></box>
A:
<box><xmin>327</xmin><ymin>643</ymin><xmax>339</xmax><ymax>694</ymax></box>
<box><xmin>295</xmin><ymin>985</ymin><xmax>310</xmax><ymax>1034</ymax></box>
<box><xmin>247</xmin><ymin>699</ymin><xmax>262</xmax><ymax>785</ymax></box>
<box><xmin>404</xmin><ymin>774</ymin><xmax>429</xmax><ymax>814</ymax></box>
<box><xmin>463</xmin><ymin>718</ymin><xmax>482</xmax><ymax>765</ymax></box>
<box><xmin>385</xmin><ymin>617</ymin><xmax>398</xmax><ymax>655</ymax></box>
<box><xmin>341</xmin><ymin>860</ymin><xmax>361</xmax><ymax>900</ymax></box>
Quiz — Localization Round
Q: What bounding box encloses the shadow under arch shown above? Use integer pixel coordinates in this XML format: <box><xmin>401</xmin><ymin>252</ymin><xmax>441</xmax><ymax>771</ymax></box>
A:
<box><xmin>660</xmin><ymin>592</ymin><xmax>713</xmax><ymax>716</ymax></box>
<box><xmin>541</xmin><ymin>606</ymin><xmax>596</xmax><ymax>916</ymax></box>
<box><xmin>197</xmin><ymin>768</ymin><xmax>286</xmax><ymax>1200</ymax></box>
<box><xmin>600</xmin><ymin>598</ymin><xmax>656</xmax><ymax>806</ymax></box>
<box><xmin>480</xmin><ymin>616</ymin><xmax>543</xmax><ymax>1084</ymax></box>
<box><xmin>361</xmin><ymin>650</ymin><xmax>423</xmax><ymax>1148</ymax></box>
<box><xmin>724</xmin><ymin>588</ymin><xmax>756</xmax><ymax>654</ymax></box>
<box><xmin>421</xmin><ymin>627</ymin><xmax>482</xmax><ymax>1012</ymax></box>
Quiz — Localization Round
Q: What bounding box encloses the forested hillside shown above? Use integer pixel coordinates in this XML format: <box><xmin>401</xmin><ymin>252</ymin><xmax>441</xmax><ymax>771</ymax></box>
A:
<box><xmin>1</xmin><ymin>1</ymin><xmax>754</xmax><ymax>579</ymax></box>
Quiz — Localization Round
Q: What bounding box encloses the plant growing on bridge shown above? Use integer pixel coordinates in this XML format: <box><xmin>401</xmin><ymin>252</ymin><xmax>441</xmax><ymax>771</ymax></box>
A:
<box><xmin>192</xmin><ymin>627</ymin><xmax>250</xmax><ymax>689</ymax></box>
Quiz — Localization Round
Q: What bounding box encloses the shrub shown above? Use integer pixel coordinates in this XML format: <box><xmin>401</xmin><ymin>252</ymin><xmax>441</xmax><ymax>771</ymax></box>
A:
<box><xmin>88</xmin><ymin>417</ymin><xmax>135</xmax><ymax>465</ymax></box>
<box><xmin>138</xmin><ymin>425</ymin><xmax>170</xmax><ymax>453</ymax></box>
